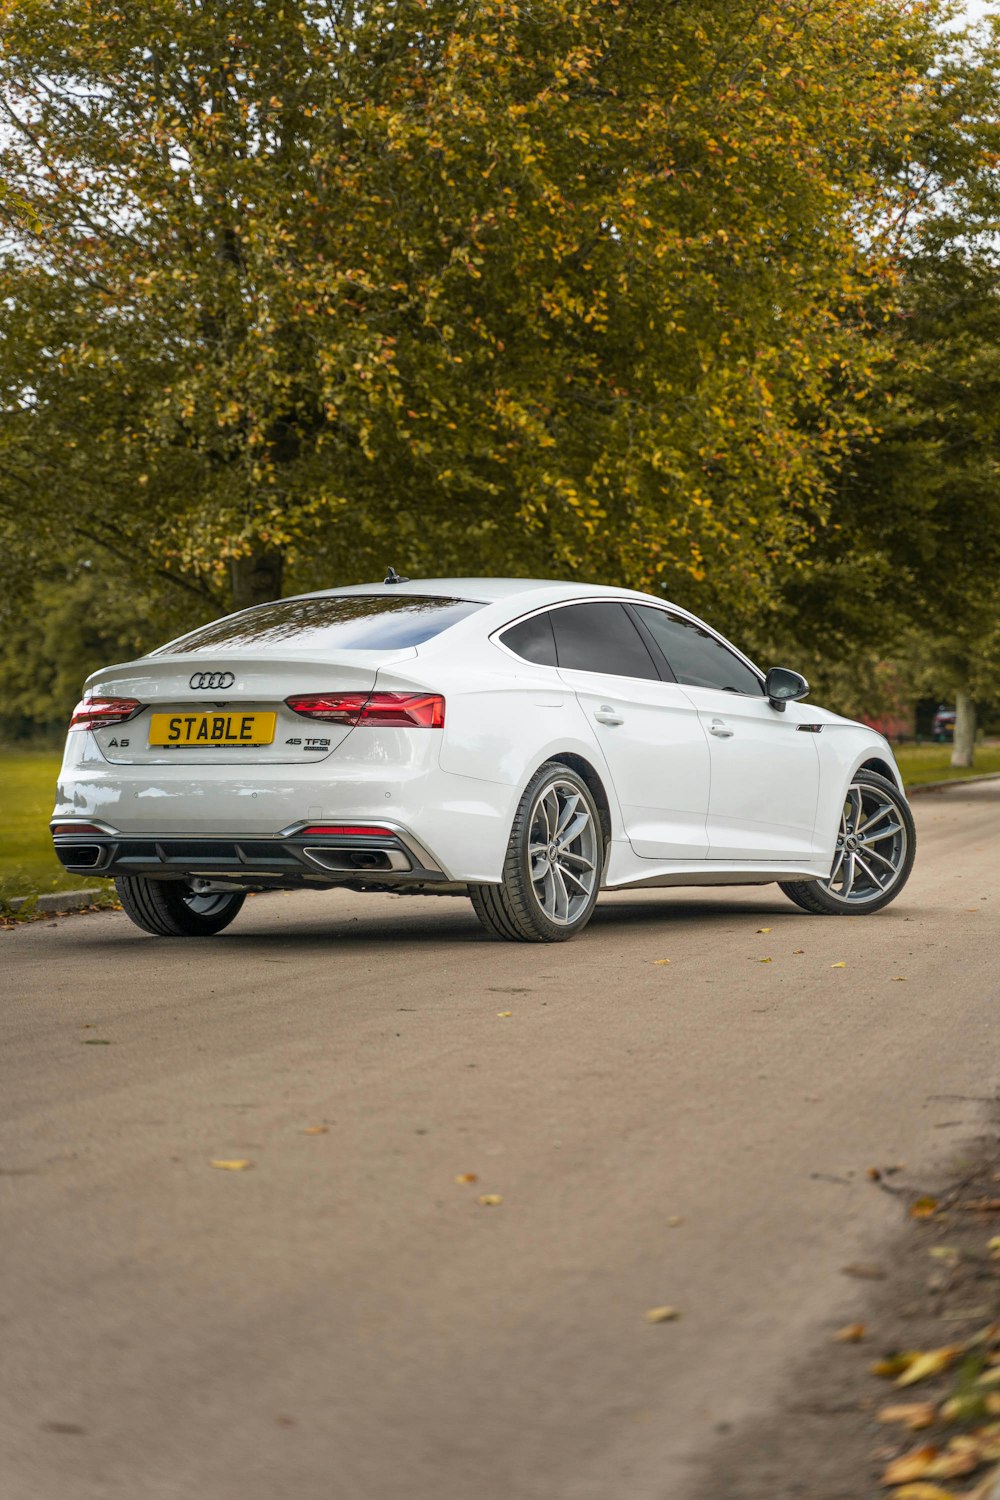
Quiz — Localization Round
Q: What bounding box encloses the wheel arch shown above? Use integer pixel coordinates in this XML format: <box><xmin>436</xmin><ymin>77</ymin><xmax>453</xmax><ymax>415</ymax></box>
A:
<box><xmin>856</xmin><ymin>755</ymin><xmax>905</xmax><ymax>793</ymax></box>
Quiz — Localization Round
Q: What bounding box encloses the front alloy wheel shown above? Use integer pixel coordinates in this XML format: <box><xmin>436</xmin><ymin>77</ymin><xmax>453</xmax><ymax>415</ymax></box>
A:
<box><xmin>780</xmin><ymin>769</ymin><xmax>916</xmax><ymax>916</ymax></box>
<box><xmin>470</xmin><ymin>763</ymin><xmax>604</xmax><ymax>942</ymax></box>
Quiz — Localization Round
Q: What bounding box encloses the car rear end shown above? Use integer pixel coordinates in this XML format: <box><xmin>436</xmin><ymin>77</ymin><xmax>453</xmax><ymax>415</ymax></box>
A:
<box><xmin>51</xmin><ymin>591</ymin><xmax>486</xmax><ymax>892</ymax></box>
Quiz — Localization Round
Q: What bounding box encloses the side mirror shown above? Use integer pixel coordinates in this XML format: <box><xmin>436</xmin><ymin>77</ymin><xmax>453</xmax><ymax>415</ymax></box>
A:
<box><xmin>765</xmin><ymin>666</ymin><xmax>809</xmax><ymax>713</ymax></box>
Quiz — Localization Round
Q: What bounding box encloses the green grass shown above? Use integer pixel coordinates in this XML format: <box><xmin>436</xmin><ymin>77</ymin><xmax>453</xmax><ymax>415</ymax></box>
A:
<box><xmin>893</xmin><ymin>742</ymin><xmax>1000</xmax><ymax>786</ymax></box>
<box><xmin>0</xmin><ymin>741</ymin><xmax>997</xmax><ymax>904</ymax></box>
<box><xmin>0</xmin><ymin>750</ymin><xmax>112</xmax><ymax>902</ymax></box>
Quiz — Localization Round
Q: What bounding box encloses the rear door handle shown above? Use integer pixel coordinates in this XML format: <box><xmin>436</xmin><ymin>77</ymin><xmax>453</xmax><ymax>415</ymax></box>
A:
<box><xmin>595</xmin><ymin>706</ymin><xmax>624</xmax><ymax>726</ymax></box>
<box><xmin>709</xmin><ymin>719</ymin><xmax>733</xmax><ymax>738</ymax></box>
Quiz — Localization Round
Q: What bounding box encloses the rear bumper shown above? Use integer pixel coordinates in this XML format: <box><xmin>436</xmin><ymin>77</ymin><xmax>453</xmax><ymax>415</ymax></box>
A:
<box><xmin>51</xmin><ymin>821</ymin><xmax>450</xmax><ymax>888</ymax></box>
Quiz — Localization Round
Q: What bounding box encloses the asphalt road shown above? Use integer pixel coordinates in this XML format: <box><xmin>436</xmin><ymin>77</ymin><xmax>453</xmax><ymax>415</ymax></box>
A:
<box><xmin>2</xmin><ymin>783</ymin><xmax>998</xmax><ymax>1500</ymax></box>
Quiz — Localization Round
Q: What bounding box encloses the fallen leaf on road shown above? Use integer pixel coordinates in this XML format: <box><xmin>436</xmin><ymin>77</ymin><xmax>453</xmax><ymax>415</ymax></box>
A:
<box><xmin>911</xmin><ymin>1196</ymin><xmax>940</xmax><ymax>1219</ymax></box>
<box><xmin>897</xmin><ymin>1347</ymin><xmax>964</xmax><ymax>1388</ymax></box>
<box><xmin>966</xmin><ymin>909</ymin><xmax>980</xmax><ymax>914</ymax></box>
<box><xmin>831</xmin><ymin>961</ymin><xmax>846</xmax><ymax>968</ymax></box>
<box><xmin>82</xmin><ymin>1039</ymin><xmax>111</xmax><ymax>1045</ymax></box>
<box><xmin>892</xmin><ymin>976</ymin><xmax>908</xmax><ymax>982</ymax></box>
<box><xmin>210</xmin><ymin>1159</ymin><xmax>253</xmax><ymax>1171</ymax></box>
<box><xmin>835</xmin><ymin>1322</ymin><xmax>867</xmax><ymax>1342</ymax></box>
<box><xmin>889</xmin><ymin>1485</ymin><xmax>959</xmax><ymax>1499</ymax></box>
<box><xmin>652</xmin><ymin>959</ymin><xmax>671</xmax><ymax>966</ymax></box>
<box><xmin>455</xmin><ymin>1173</ymin><xmax>478</xmax><ymax>1184</ymax></box>
<box><xmin>878</xmin><ymin>1401</ymin><xmax>937</xmax><ymax>1430</ymax></box>
<box><xmin>929</xmin><ymin>1247</ymin><xmax>960</xmax><ymax>1261</ymax></box>
<box><xmin>645</xmin><ymin>1306</ymin><xmax>680</xmax><ymax>1323</ymax></box>
<box><xmin>793</xmin><ymin>948</ymin><xmax>805</xmax><ymax>954</ymax></box>
<box><xmin>758</xmin><ymin>957</ymin><xmax>773</xmax><ymax>963</ymax></box>
<box><xmin>881</xmin><ymin>1443</ymin><xmax>939</xmax><ymax>1484</ymax></box>
<box><xmin>844</xmin><ymin>1262</ymin><xmax>888</xmax><ymax>1280</ymax></box>
<box><xmin>477</xmin><ymin>1194</ymin><xmax>502</xmax><ymax>1207</ymax></box>
<box><xmin>988</xmin><ymin>1237</ymin><xmax>1000</xmax><ymax>1259</ymax></box>
<box><xmin>756</xmin><ymin>927</ymin><xmax>772</xmax><ymax>934</ymax></box>
<box><xmin>496</xmin><ymin>1011</ymin><xmax>512</xmax><ymax>1017</ymax></box>
<box><xmin>873</xmin><ymin>1352</ymin><xmax>921</xmax><ymax>1377</ymax></box>
<box><xmin>668</xmin><ymin>1216</ymin><xmax>684</xmax><ymax>1227</ymax></box>
<box><xmin>301</xmin><ymin>1126</ymin><xmax>328</xmax><ymax>1135</ymax></box>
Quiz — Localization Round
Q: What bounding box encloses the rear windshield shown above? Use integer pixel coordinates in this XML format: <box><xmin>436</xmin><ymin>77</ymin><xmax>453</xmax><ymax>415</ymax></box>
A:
<box><xmin>152</xmin><ymin>595</ymin><xmax>485</xmax><ymax>655</ymax></box>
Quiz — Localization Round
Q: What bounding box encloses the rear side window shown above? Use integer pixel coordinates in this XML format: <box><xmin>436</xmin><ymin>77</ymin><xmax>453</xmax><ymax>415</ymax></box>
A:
<box><xmin>550</xmin><ymin>602</ymin><xmax>660</xmax><ymax>680</ymax></box>
<box><xmin>152</xmin><ymin>595</ymin><xmax>485</xmax><ymax>655</ymax></box>
<box><xmin>633</xmin><ymin>606</ymin><xmax>764</xmax><ymax>695</ymax></box>
<box><xmin>499</xmin><ymin>612</ymin><xmax>558</xmax><ymax>667</ymax></box>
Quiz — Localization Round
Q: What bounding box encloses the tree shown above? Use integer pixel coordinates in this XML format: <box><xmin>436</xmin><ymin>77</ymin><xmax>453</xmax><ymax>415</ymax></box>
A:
<box><xmin>0</xmin><ymin>0</ymin><xmax>953</xmax><ymax>629</ymax></box>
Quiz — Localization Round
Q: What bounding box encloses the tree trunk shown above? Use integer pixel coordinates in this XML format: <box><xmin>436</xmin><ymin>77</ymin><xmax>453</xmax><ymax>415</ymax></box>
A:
<box><xmin>229</xmin><ymin>547</ymin><xmax>284</xmax><ymax>611</ymax></box>
<box><xmin>950</xmin><ymin>689</ymin><xmax>976</xmax><ymax>768</ymax></box>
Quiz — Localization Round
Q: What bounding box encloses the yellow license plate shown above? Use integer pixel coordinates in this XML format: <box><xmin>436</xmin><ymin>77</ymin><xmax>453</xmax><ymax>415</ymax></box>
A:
<box><xmin>149</xmin><ymin>711</ymin><xmax>276</xmax><ymax>747</ymax></box>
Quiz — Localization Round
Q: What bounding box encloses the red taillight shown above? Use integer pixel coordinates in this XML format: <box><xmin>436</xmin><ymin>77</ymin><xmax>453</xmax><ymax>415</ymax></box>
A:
<box><xmin>285</xmin><ymin>692</ymin><xmax>445</xmax><ymax>728</ymax></box>
<box><xmin>69</xmin><ymin>697</ymin><xmax>141</xmax><ymax>730</ymax></box>
<box><xmin>299</xmin><ymin>825</ymin><xmax>396</xmax><ymax>838</ymax></box>
<box><xmin>51</xmin><ymin>823</ymin><xmax>105</xmax><ymax>836</ymax></box>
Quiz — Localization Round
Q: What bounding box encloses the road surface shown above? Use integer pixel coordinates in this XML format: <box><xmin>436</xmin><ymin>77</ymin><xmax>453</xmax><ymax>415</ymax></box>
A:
<box><xmin>2</xmin><ymin>783</ymin><xmax>998</xmax><ymax>1500</ymax></box>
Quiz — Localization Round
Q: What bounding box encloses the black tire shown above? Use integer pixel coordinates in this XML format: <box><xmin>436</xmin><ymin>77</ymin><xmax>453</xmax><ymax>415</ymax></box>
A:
<box><xmin>469</xmin><ymin>762</ymin><xmax>604</xmax><ymax>942</ymax></box>
<box><xmin>780</xmin><ymin>769</ymin><xmax>915</xmax><ymax>916</ymax></box>
<box><xmin>114</xmin><ymin>876</ymin><xmax>246</xmax><ymax>937</ymax></box>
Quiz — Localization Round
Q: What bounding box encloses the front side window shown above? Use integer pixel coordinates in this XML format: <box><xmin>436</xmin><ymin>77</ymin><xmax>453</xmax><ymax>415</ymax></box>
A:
<box><xmin>633</xmin><ymin>607</ymin><xmax>764</xmax><ymax>695</ymax></box>
<box><xmin>152</xmin><ymin>595</ymin><xmax>485</xmax><ymax>655</ymax></box>
<box><xmin>549</xmin><ymin>602</ymin><xmax>660</xmax><ymax>680</ymax></box>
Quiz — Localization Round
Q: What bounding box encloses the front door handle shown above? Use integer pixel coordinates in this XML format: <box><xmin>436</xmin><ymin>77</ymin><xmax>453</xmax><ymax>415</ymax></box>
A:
<box><xmin>709</xmin><ymin>719</ymin><xmax>734</xmax><ymax>738</ymax></box>
<box><xmin>595</xmin><ymin>706</ymin><xmax>624</xmax><ymax>726</ymax></box>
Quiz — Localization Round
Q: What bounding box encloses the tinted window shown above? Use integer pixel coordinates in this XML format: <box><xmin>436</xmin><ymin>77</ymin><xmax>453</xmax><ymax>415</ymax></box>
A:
<box><xmin>633</xmin><ymin>607</ymin><xmax>764</xmax><ymax>694</ymax></box>
<box><xmin>500</xmin><ymin>612</ymin><xmax>558</xmax><ymax>667</ymax></box>
<box><xmin>153</xmin><ymin>595</ymin><xmax>484</xmax><ymax>655</ymax></box>
<box><xmin>551</xmin><ymin>602</ymin><xmax>659</xmax><ymax>680</ymax></box>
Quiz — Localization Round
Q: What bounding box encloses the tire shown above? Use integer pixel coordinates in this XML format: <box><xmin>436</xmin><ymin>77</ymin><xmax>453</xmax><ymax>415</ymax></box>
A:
<box><xmin>780</xmin><ymin>769</ymin><xmax>915</xmax><ymax>916</ymax></box>
<box><xmin>469</xmin><ymin>763</ymin><xmax>604</xmax><ymax>942</ymax></box>
<box><xmin>114</xmin><ymin>876</ymin><xmax>246</xmax><ymax>937</ymax></box>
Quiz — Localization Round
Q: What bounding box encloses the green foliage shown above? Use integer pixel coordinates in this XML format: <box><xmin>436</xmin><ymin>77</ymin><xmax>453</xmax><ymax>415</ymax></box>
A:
<box><xmin>0</xmin><ymin>0</ymin><xmax>961</xmax><ymax>626</ymax></box>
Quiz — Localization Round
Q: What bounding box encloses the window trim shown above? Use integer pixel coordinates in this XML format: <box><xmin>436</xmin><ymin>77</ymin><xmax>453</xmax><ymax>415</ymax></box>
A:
<box><xmin>626</xmin><ymin>602</ymin><xmax>766</xmax><ymax>697</ymax></box>
<box><xmin>491</xmin><ymin>597</ymin><xmax>766</xmax><ymax>695</ymax></box>
<box><xmin>493</xmin><ymin>598</ymin><xmax>665</xmax><ymax>680</ymax></box>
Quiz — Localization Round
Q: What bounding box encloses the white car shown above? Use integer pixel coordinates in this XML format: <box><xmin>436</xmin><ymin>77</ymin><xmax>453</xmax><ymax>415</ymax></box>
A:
<box><xmin>51</xmin><ymin>576</ymin><xmax>916</xmax><ymax>942</ymax></box>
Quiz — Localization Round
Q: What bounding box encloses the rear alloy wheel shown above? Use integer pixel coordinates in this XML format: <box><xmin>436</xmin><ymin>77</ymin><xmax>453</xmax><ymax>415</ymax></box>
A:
<box><xmin>780</xmin><ymin>769</ymin><xmax>915</xmax><ymax>916</ymax></box>
<box><xmin>114</xmin><ymin>876</ymin><xmax>246</xmax><ymax>937</ymax></box>
<box><xmin>470</xmin><ymin>763</ymin><xmax>603</xmax><ymax>942</ymax></box>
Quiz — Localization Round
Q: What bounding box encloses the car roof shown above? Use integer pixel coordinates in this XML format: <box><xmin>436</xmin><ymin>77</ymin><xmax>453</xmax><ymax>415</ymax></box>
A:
<box><xmin>302</xmin><ymin>577</ymin><xmax>669</xmax><ymax>607</ymax></box>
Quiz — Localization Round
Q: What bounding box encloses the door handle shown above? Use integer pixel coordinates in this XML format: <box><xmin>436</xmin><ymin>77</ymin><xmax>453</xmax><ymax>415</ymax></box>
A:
<box><xmin>595</xmin><ymin>706</ymin><xmax>624</xmax><ymax>726</ymax></box>
<box><xmin>709</xmin><ymin>719</ymin><xmax>733</xmax><ymax>738</ymax></box>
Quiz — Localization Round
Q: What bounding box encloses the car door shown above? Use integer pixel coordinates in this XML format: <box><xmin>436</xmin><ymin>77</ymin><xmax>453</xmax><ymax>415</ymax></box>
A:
<box><xmin>630</xmin><ymin>606</ymin><xmax>821</xmax><ymax>860</ymax></box>
<box><xmin>534</xmin><ymin>601</ymin><xmax>711</xmax><ymax>860</ymax></box>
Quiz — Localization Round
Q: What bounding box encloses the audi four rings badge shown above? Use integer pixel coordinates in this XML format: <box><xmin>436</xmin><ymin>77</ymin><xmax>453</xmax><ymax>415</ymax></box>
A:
<box><xmin>189</xmin><ymin>671</ymin><xmax>235</xmax><ymax>690</ymax></box>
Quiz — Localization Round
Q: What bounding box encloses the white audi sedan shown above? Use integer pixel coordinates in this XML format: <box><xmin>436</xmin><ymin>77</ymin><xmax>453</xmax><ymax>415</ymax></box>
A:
<box><xmin>51</xmin><ymin>577</ymin><xmax>915</xmax><ymax>941</ymax></box>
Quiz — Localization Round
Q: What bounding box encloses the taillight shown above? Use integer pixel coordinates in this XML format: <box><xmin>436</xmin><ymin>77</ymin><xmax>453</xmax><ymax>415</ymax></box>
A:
<box><xmin>285</xmin><ymin>692</ymin><xmax>445</xmax><ymax>728</ymax></box>
<box><xmin>51</xmin><ymin>823</ymin><xmax>105</xmax><ymax>835</ymax></box>
<box><xmin>69</xmin><ymin>697</ymin><xmax>141</xmax><ymax>730</ymax></box>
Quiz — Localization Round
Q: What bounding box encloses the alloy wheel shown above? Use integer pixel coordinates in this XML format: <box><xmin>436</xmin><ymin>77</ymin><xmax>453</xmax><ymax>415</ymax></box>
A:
<box><xmin>527</xmin><ymin>778</ymin><xmax>600</xmax><ymax>925</ymax></box>
<box><xmin>819</xmin><ymin>780</ymin><xmax>909</xmax><ymax>906</ymax></box>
